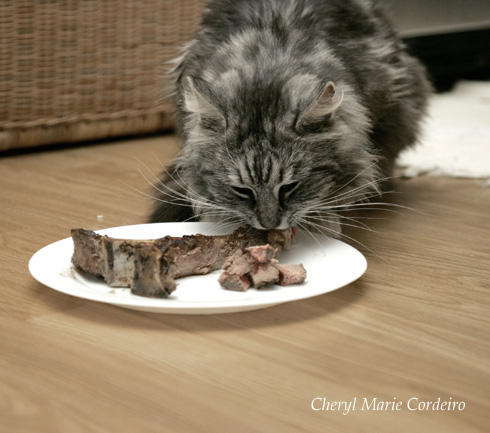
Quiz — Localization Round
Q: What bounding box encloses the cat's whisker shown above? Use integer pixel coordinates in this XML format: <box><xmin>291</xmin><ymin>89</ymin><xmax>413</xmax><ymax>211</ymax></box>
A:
<box><xmin>149</xmin><ymin>163</ymin><xmax>232</xmax><ymax>215</ymax></box>
<box><xmin>308</xmin><ymin>188</ymin><xmax>376</xmax><ymax>209</ymax></box>
<box><xmin>328</xmin><ymin>200</ymin><xmax>417</xmax><ymax>214</ymax></box>
<box><xmin>323</xmin><ymin>182</ymin><xmax>382</xmax><ymax>205</ymax></box>
<box><xmin>300</xmin><ymin>217</ymin><xmax>378</xmax><ymax>256</ymax></box>
<box><xmin>322</xmin><ymin>172</ymin><xmax>403</xmax><ymax>207</ymax></box>
<box><xmin>180</xmin><ymin>213</ymin><xmax>201</xmax><ymax>223</ymax></box>
<box><xmin>306</xmin><ymin>183</ymin><xmax>414</xmax><ymax>216</ymax></box>
<box><xmin>198</xmin><ymin>205</ymin><xmax>245</xmax><ymax>226</ymax></box>
<box><xmin>315</xmin><ymin>175</ymin><xmax>392</xmax><ymax>207</ymax></box>
<box><xmin>148</xmin><ymin>154</ymin><xmax>220</xmax><ymax>210</ymax></box>
<box><xmin>303</xmin><ymin>177</ymin><xmax>381</xmax><ymax>210</ymax></box>
<box><xmin>322</xmin><ymin>162</ymin><xmax>381</xmax><ymax>200</ymax></box>
<box><xmin>333</xmin><ymin>207</ymin><xmax>403</xmax><ymax>218</ymax></box>
<box><xmin>167</xmin><ymin>168</ymin><xmax>242</xmax><ymax>220</ymax></box>
<box><xmin>132</xmin><ymin>157</ymin><xmax>195</xmax><ymax>205</ymax></box>
<box><xmin>211</xmin><ymin>220</ymin><xmax>242</xmax><ymax>234</ymax></box>
<box><xmin>295</xmin><ymin>220</ymin><xmax>326</xmax><ymax>249</ymax></box>
<box><xmin>137</xmin><ymin>169</ymin><xmax>191</xmax><ymax>205</ymax></box>
<box><xmin>132</xmin><ymin>155</ymin><xmax>177</xmax><ymax>190</ymax></box>
<box><xmin>124</xmin><ymin>181</ymin><xmax>194</xmax><ymax>210</ymax></box>
<box><xmin>133</xmin><ymin>159</ymin><xmax>234</xmax><ymax>219</ymax></box>
<box><xmin>207</xmin><ymin>213</ymin><xmax>246</xmax><ymax>234</ymax></box>
<box><xmin>164</xmin><ymin>165</ymin><xmax>210</xmax><ymax>204</ymax></box>
<box><xmin>305</xmin><ymin>212</ymin><xmax>374</xmax><ymax>232</ymax></box>
<box><xmin>335</xmin><ymin>213</ymin><xmax>388</xmax><ymax>221</ymax></box>
<box><xmin>315</xmin><ymin>217</ymin><xmax>374</xmax><ymax>232</ymax></box>
<box><xmin>199</xmin><ymin>210</ymin><xmax>239</xmax><ymax>221</ymax></box>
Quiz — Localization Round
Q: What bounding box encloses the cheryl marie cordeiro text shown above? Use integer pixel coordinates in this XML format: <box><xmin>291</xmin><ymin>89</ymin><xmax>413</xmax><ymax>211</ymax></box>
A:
<box><xmin>311</xmin><ymin>397</ymin><xmax>465</xmax><ymax>415</ymax></box>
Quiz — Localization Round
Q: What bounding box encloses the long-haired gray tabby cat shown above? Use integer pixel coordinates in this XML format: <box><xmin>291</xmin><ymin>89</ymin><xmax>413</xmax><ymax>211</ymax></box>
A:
<box><xmin>150</xmin><ymin>0</ymin><xmax>431</xmax><ymax>237</ymax></box>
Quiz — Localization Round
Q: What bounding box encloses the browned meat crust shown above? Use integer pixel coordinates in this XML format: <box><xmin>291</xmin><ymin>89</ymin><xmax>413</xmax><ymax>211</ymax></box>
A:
<box><xmin>71</xmin><ymin>225</ymin><xmax>293</xmax><ymax>298</ymax></box>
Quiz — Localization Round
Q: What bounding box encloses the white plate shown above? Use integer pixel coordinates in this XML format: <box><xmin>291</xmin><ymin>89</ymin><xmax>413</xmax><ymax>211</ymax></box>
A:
<box><xmin>29</xmin><ymin>222</ymin><xmax>367</xmax><ymax>314</ymax></box>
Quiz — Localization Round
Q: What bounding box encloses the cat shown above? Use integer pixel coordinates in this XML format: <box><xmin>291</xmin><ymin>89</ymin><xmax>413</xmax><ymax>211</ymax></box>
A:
<box><xmin>149</xmin><ymin>0</ymin><xmax>431</xmax><ymax>237</ymax></box>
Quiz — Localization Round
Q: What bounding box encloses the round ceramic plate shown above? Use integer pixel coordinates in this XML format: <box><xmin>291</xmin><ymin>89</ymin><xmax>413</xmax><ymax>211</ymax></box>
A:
<box><xmin>29</xmin><ymin>222</ymin><xmax>367</xmax><ymax>314</ymax></box>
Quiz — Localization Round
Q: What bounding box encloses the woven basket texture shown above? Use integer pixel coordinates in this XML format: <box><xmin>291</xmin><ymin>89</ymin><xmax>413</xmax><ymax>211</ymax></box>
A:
<box><xmin>0</xmin><ymin>0</ymin><xmax>207</xmax><ymax>151</ymax></box>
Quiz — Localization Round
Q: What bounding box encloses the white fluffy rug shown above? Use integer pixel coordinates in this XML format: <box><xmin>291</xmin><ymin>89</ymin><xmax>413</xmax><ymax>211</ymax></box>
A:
<box><xmin>398</xmin><ymin>80</ymin><xmax>490</xmax><ymax>184</ymax></box>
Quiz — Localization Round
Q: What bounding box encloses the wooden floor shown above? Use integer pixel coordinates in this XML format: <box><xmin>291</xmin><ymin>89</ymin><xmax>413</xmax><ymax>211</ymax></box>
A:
<box><xmin>1</xmin><ymin>134</ymin><xmax>489</xmax><ymax>433</ymax></box>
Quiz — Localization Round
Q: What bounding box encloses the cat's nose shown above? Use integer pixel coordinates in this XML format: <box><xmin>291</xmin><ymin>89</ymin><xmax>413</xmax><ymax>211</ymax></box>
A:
<box><xmin>256</xmin><ymin>208</ymin><xmax>282</xmax><ymax>230</ymax></box>
<box><xmin>256</xmin><ymin>190</ymin><xmax>283</xmax><ymax>229</ymax></box>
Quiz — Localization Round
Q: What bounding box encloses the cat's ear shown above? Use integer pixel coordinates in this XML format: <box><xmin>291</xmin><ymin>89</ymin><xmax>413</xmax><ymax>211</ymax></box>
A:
<box><xmin>296</xmin><ymin>81</ymin><xmax>343</xmax><ymax>132</ymax></box>
<box><xmin>183</xmin><ymin>77</ymin><xmax>225</xmax><ymax>132</ymax></box>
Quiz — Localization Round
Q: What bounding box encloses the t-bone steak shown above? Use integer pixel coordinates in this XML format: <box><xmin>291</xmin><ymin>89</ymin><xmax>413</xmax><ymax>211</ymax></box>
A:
<box><xmin>71</xmin><ymin>225</ymin><xmax>295</xmax><ymax>298</ymax></box>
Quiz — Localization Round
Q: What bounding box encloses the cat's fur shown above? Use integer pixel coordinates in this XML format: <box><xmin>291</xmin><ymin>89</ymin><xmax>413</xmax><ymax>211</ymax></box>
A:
<box><xmin>150</xmin><ymin>0</ymin><xmax>431</xmax><ymax>236</ymax></box>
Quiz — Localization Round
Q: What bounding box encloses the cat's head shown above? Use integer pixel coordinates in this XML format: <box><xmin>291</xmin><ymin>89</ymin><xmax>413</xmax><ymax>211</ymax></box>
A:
<box><xmin>175</xmin><ymin>74</ymin><xmax>379</xmax><ymax>235</ymax></box>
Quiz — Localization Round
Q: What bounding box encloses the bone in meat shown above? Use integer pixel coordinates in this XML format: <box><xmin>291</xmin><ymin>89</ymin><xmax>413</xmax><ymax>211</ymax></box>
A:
<box><xmin>71</xmin><ymin>226</ymin><xmax>293</xmax><ymax>298</ymax></box>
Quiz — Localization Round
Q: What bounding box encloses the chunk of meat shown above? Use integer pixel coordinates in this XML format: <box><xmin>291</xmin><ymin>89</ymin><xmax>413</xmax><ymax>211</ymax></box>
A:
<box><xmin>275</xmin><ymin>263</ymin><xmax>308</xmax><ymax>286</ymax></box>
<box><xmin>219</xmin><ymin>244</ymin><xmax>306</xmax><ymax>291</ymax></box>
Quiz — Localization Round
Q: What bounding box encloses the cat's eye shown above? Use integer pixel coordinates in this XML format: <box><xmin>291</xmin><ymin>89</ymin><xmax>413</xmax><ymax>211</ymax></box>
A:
<box><xmin>231</xmin><ymin>186</ymin><xmax>256</xmax><ymax>202</ymax></box>
<box><xmin>279</xmin><ymin>181</ymin><xmax>299</xmax><ymax>196</ymax></box>
<box><xmin>278</xmin><ymin>182</ymin><xmax>300</xmax><ymax>207</ymax></box>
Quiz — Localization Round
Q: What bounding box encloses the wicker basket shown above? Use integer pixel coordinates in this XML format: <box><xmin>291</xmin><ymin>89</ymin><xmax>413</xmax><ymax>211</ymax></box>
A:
<box><xmin>0</xmin><ymin>0</ymin><xmax>207</xmax><ymax>151</ymax></box>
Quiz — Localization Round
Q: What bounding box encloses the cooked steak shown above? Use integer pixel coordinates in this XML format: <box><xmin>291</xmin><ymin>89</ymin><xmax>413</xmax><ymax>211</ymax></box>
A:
<box><xmin>219</xmin><ymin>244</ymin><xmax>306</xmax><ymax>291</ymax></box>
<box><xmin>275</xmin><ymin>264</ymin><xmax>307</xmax><ymax>286</ymax></box>
<box><xmin>71</xmin><ymin>225</ymin><xmax>293</xmax><ymax>298</ymax></box>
